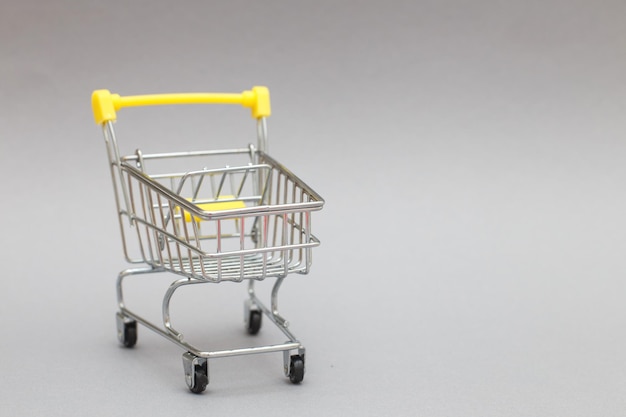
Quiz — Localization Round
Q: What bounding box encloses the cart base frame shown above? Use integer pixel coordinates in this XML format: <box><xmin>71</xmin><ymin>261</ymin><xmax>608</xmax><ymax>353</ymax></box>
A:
<box><xmin>115</xmin><ymin>266</ymin><xmax>307</xmax><ymax>393</ymax></box>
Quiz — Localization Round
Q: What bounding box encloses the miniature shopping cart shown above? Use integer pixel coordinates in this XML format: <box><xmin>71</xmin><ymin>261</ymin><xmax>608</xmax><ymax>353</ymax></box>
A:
<box><xmin>91</xmin><ymin>87</ymin><xmax>324</xmax><ymax>393</ymax></box>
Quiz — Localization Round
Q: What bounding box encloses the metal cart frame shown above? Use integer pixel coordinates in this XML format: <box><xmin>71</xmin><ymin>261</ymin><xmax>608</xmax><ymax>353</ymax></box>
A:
<box><xmin>91</xmin><ymin>87</ymin><xmax>324</xmax><ymax>393</ymax></box>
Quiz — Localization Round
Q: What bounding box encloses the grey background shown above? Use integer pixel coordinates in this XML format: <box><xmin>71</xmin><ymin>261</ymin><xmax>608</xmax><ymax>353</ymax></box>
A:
<box><xmin>1</xmin><ymin>0</ymin><xmax>625</xmax><ymax>416</ymax></box>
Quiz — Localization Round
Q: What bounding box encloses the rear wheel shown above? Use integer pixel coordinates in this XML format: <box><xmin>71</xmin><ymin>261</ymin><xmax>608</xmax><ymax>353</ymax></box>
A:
<box><xmin>122</xmin><ymin>323</ymin><xmax>137</xmax><ymax>348</ymax></box>
<box><xmin>288</xmin><ymin>355</ymin><xmax>305</xmax><ymax>384</ymax></box>
<box><xmin>116</xmin><ymin>313</ymin><xmax>137</xmax><ymax>348</ymax></box>
<box><xmin>247</xmin><ymin>310</ymin><xmax>262</xmax><ymax>335</ymax></box>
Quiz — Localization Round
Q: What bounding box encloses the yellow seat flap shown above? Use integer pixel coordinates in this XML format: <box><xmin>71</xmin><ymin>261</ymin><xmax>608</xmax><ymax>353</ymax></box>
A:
<box><xmin>179</xmin><ymin>196</ymin><xmax>246</xmax><ymax>222</ymax></box>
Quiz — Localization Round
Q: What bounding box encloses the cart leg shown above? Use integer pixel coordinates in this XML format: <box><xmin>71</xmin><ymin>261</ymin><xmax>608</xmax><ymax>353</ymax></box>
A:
<box><xmin>270</xmin><ymin>276</ymin><xmax>289</xmax><ymax>327</ymax></box>
<box><xmin>247</xmin><ymin>277</ymin><xmax>301</xmax><ymax>342</ymax></box>
<box><xmin>162</xmin><ymin>277</ymin><xmax>205</xmax><ymax>341</ymax></box>
<box><xmin>115</xmin><ymin>267</ymin><xmax>160</xmax><ymax>347</ymax></box>
<box><xmin>183</xmin><ymin>352</ymin><xmax>209</xmax><ymax>394</ymax></box>
<box><xmin>117</xmin><ymin>267</ymin><xmax>160</xmax><ymax>310</ymax></box>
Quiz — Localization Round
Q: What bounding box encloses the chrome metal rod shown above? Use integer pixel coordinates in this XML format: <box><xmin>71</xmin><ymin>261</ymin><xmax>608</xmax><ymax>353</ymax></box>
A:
<box><xmin>205</xmin><ymin>342</ymin><xmax>301</xmax><ymax>359</ymax></box>
<box><xmin>120</xmin><ymin>305</ymin><xmax>301</xmax><ymax>359</ymax></box>
<box><xmin>117</xmin><ymin>266</ymin><xmax>164</xmax><ymax>310</ymax></box>
<box><xmin>249</xmin><ymin>289</ymin><xmax>298</xmax><ymax>342</ymax></box>
<box><xmin>162</xmin><ymin>277</ymin><xmax>205</xmax><ymax>340</ymax></box>
<box><xmin>270</xmin><ymin>276</ymin><xmax>288</xmax><ymax>327</ymax></box>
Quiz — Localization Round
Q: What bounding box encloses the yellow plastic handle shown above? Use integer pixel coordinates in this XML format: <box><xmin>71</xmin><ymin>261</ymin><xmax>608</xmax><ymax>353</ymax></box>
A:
<box><xmin>92</xmin><ymin>86</ymin><xmax>271</xmax><ymax>125</ymax></box>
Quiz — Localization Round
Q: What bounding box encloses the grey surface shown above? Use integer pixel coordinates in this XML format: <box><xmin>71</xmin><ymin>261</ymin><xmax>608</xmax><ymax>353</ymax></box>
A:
<box><xmin>1</xmin><ymin>0</ymin><xmax>625</xmax><ymax>415</ymax></box>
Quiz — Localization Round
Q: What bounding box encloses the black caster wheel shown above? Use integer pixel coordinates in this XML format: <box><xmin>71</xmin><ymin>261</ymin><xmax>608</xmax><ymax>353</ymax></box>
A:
<box><xmin>247</xmin><ymin>310</ymin><xmax>262</xmax><ymax>335</ymax></box>
<box><xmin>189</xmin><ymin>363</ymin><xmax>209</xmax><ymax>394</ymax></box>
<box><xmin>122</xmin><ymin>322</ymin><xmax>137</xmax><ymax>348</ymax></box>
<box><xmin>288</xmin><ymin>355</ymin><xmax>305</xmax><ymax>384</ymax></box>
<box><xmin>183</xmin><ymin>353</ymin><xmax>209</xmax><ymax>394</ymax></box>
<box><xmin>116</xmin><ymin>313</ymin><xmax>137</xmax><ymax>348</ymax></box>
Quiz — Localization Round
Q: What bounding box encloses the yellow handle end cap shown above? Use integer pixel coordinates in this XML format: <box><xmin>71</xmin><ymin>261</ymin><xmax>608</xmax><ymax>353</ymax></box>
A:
<box><xmin>92</xmin><ymin>89</ymin><xmax>118</xmax><ymax>125</ymax></box>
<box><xmin>244</xmin><ymin>86</ymin><xmax>271</xmax><ymax>119</ymax></box>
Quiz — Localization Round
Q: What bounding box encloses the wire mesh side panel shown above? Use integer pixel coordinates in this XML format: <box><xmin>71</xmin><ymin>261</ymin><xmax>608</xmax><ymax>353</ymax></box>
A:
<box><xmin>119</xmin><ymin>154</ymin><xmax>322</xmax><ymax>282</ymax></box>
<box><xmin>256</xmin><ymin>153</ymin><xmax>320</xmax><ymax>279</ymax></box>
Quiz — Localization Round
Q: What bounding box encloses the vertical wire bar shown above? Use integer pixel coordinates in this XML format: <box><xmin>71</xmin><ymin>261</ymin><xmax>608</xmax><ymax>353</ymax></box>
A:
<box><xmin>282</xmin><ymin>173</ymin><xmax>289</xmax><ymax>204</ymax></box>
<box><xmin>289</xmin><ymin>179</ymin><xmax>297</xmax><ymax>264</ymax></box>
<box><xmin>210</xmin><ymin>172</ymin><xmax>216</xmax><ymax>199</ymax></box>
<box><xmin>157</xmin><ymin>194</ymin><xmax>173</xmax><ymax>269</ymax></box>
<box><xmin>191</xmin><ymin>217</ymin><xmax>207</xmax><ymax>278</ymax></box>
<box><xmin>298</xmin><ymin>188</ymin><xmax>306</xmax><ymax>266</ymax></box>
<box><xmin>139</xmin><ymin>184</ymin><xmax>156</xmax><ymax>263</ymax></box>
<box><xmin>249</xmin><ymin>151</ymin><xmax>261</xmax><ymax>250</ymax></box>
<box><xmin>240</xmin><ymin>216</ymin><xmax>245</xmax><ymax>281</ymax></box>
<box><xmin>254</xmin><ymin>165</ymin><xmax>271</xmax><ymax>252</ymax></box>
<box><xmin>179</xmin><ymin>208</ymin><xmax>195</xmax><ymax>276</ymax></box>
<box><xmin>262</xmin><ymin>214</ymin><xmax>268</xmax><ymax>278</ymax></box>
<box><xmin>148</xmin><ymin>193</ymin><xmax>164</xmax><ymax>266</ymax></box>
<box><xmin>234</xmin><ymin>217</ymin><xmax>241</xmax><ymax>236</ymax></box>
<box><xmin>229</xmin><ymin>171</ymin><xmax>242</xmax><ymax>246</ymax></box>
<box><xmin>228</xmin><ymin>171</ymin><xmax>235</xmax><ymax>196</ymax></box>
<box><xmin>126</xmin><ymin>171</ymin><xmax>135</xmax><ymax>217</ymax></box>
<box><xmin>260</xmin><ymin>166</ymin><xmax>271</xmax><ymax>205</ymax></box>
<box><xmin>190</xmin><ymin>176</ymin><xmax>196</xmax><ymax>200</ymax></box>
<box><xmin>129</xmin><ymin>176</ymin><xmax>148</xmax><ymax>262</ymax></box>
<box><xmin>140</xmin><ymin>184</ymin><xmax>153</xmax><ymax>262</ymax></box>
<box><xmin>168</xmin><ymin>200</ymin><xmax>185</xmax><ymax>273</ymax></box>
<box><xmin>276</xmin><ymin>173</ymin><xmax>289</xmax><ymax>263</ymax></box>
<box><xmin>282</xmin><ymin>212</ymin><xmax>288</xmax><ymax>275</ymax></box>
<box><xmin>305</xmin><ymin>210</ymin><xmax>312</xmax><ymax>271</ymax></box>
<box><xmin>216</xmin><ymin>219</ymin><xmax>222</xmax><ymax>280</ymax></box>
<box><xmin>150</xmin><ymin>193</ymin><xmax>165</xmax><ymax>266</ymax></box>
<box><xmin>146</xmin><ymin>189</ymin><xmax>159</xmax><ymax>262</ymax></box>
<box><xmin>272</xmin><ymin>172</ymin><xmax>282</xmax><ymax>251</ymax></box>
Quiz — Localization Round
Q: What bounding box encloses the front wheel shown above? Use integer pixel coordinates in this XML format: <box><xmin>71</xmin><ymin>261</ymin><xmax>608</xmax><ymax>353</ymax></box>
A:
<box><xmin>288</xmin><ymin>355</ymin><xmax>305</xmax><ymax>384</ymax></box>
<box><xmin>183</xmin><ymin>352</ymin><xmax>209</xmax><ymax>394</ymax></box>
<box><xmin>189</xmin><ymin>364</ymin><xmax>209</xmax><ymax>394</ymax></box>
